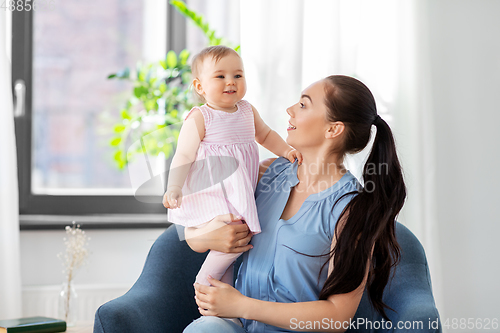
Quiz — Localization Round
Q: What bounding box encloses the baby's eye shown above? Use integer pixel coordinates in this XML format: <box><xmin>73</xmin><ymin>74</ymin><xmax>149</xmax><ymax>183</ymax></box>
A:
<box><xmin>235</xmin><ymin>74</ymin><xmax>242</xmax><ymax>78</ymax></box>
<box><xmin>216</xmin><ymin>75</ymin><xmax>224</xmax><ymax>79</ymax></box>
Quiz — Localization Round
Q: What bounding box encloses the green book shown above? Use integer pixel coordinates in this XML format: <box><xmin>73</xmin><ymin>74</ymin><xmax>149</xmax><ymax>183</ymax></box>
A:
<box><xmin>0</xmin><ymin>317</ymin><xmax>66</xmax><ymax>333</ymax></box>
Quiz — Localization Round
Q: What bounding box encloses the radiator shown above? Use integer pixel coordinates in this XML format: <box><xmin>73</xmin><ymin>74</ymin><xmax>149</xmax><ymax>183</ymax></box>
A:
<box><xmin>22</xmin><ymin>284</ymin><xmax>130</xmax><ymax>322</ymax></box>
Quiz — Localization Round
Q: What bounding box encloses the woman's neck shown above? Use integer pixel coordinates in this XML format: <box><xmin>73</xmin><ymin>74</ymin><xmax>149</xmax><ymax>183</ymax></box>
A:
<box><xmin>296</xmin><ymin>153</ymin><xmax>346</xmax><ymax>190</ymax></box>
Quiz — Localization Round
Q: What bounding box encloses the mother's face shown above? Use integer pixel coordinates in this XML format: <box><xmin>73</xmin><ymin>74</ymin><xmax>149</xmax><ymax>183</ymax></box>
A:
<box><xmin>286</xmin><ymin>80</ymin><xmax>332</xmax><ymax>150</ymax></box>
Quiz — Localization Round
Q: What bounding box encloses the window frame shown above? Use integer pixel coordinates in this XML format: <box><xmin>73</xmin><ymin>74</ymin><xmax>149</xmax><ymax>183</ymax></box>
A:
<box><xmin>12</xmin><ymin>6</ymin><xmax>186</xmax><ymax>221</ymax></box>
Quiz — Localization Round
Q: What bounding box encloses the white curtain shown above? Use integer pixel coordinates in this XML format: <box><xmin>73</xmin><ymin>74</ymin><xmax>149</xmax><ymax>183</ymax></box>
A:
<box><xmin>391</xmin><ymin>0</ymin><xmax>443</xmax><ymax>310</ymax></box>
<box><xmin>241</xmin><ymin>0</ymin><xmax>408</xmax><ymax>168</ymax></box>
<box><xmin>240</xmin><ymin>0</ymin><xmax>442</xmax><ymax>311</ymax></box>
<box><xmin>0</xmin><ymin>10</ymin><xmax>23</xmax><ymax>318</ymax></box>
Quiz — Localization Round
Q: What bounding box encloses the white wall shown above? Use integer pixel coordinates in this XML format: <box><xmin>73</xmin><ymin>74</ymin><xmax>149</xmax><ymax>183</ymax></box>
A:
<box><xmin>20</xmin><ymin>227</ymin><xmax>165</xmax><ymax>320</ymax></box>
<box><xmin>20</xmin><ymin>228</ymin><xmax>164</xmax><ymax>286</ymax></box>
<box><xmin>18</xmin><ymin>0</ymin><xmax>500</xmax><ymax>328</ymax></box>
<box><xmin>427</xmin><ymin>0</ymin><xmax>500</xmax><ymax>326</ymax></box>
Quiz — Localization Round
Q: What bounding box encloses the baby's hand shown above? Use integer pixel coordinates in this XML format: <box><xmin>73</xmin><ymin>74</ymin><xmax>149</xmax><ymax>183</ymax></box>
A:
<box><xmin>286</xmin><ymin>148</ymin><xmax>303</xmax><ymax>165</ymax></box>
<box><xmin>163</xmin><ymin>186</ymin><xmax>183</xmax><ymax>209</ymax></box>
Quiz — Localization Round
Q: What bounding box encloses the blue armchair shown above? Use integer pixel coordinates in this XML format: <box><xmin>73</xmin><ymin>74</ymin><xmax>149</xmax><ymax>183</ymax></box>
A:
<box><xmin>93</xmin><ymin>222</ymin><xmax>441</xmax><ymax>333</ymax></box>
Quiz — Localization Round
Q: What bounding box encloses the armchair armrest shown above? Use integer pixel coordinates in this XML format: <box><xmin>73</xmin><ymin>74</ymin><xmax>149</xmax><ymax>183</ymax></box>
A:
<box><xmin>94</xmin><ymin>225</ymin><xmax>207</xmax><ymax>333</ymax></box>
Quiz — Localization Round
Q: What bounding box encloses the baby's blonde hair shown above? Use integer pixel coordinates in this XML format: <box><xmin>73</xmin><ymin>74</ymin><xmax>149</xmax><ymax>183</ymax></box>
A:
<box><xmin>191</xmin><ymin>45</ymin><xmax>241</xmax><ymax>102</ymax></box>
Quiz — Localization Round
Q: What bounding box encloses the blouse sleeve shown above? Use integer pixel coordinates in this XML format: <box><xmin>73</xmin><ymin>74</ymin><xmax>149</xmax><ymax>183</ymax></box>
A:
<box><xmin>328</xmin><ymin>185</ymin><xmax>358</xmax><ymax>241</ymax></box>
<box><xmin>255</xmin><ymin>157</ymin><xmax>294</xmax><ymax>200</ymax></box>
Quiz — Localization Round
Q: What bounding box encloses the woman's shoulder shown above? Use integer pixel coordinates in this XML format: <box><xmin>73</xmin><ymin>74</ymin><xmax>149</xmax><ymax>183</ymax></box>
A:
<box><xmin>257</xmin><ymin>157</ymin><xmax>296</xmax><ymax>185</ymax></box>
<box><xmin>326</xmin><ymin>172</ymin><xmax>360</xmax><ymax>216</ymax></box>
<box><xmin>257</xmin><ymin>157</ymin><xmax>277</xmax><ymax>182</ymax></box>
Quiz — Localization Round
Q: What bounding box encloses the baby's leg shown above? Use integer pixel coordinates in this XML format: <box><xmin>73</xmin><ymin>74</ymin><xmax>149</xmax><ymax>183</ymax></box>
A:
<box><xmin>192</xmin><ymin>219</ymin><xmax>245</xmax><ymax>286</ymax></box>
<box><xmin>195</xmin><ymin>250</ymin><xmax>242</xmax><ymax>286</ymax></box>
<box><xmin>188</xmin><ymin>218</ymin><xmax>228</xmax><ymax>238</ymax></box>
<box><xmin>220</xmin><ymin>262</ymin><xmax>235</xmax><ymax>285</ymax></box>
<box><xmin>196</xmin><ymin>257</ymin><xmax>244</xmax><ymax>328</ymax></box>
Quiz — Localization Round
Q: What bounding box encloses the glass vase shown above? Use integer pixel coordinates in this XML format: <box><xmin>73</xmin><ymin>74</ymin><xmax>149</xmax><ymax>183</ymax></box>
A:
<box><xmin>58</xmin><ymin>282</ymin><xmax>78</xmax><ymax>326</ymax></box>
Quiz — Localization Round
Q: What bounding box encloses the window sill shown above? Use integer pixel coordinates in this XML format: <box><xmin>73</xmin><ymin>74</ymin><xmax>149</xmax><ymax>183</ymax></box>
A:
<box><xmin>20</xmin><ymin>214</ymin><xmax>171</xmax><ymax>230</ymax></box>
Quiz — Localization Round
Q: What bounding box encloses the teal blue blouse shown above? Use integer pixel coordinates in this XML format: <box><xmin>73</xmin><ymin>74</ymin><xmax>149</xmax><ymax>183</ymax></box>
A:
<box><xmin>235</xmin><ymin>157</ymin><xmax>360</xmax><ymax>332</ymax></box>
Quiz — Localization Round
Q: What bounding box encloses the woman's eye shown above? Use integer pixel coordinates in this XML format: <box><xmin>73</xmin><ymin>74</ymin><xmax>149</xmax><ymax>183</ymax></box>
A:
<box><xmin>300</xmin><ymin>102</ymin><xmax>305</xmax><ymax>108</ymax></box>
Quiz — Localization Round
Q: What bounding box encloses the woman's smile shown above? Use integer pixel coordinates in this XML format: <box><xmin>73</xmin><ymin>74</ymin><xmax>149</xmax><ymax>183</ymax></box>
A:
<box><xmin>285</xmin><ymin>80</ymin><xmax>330</xmax><ymax>148</ymax></box>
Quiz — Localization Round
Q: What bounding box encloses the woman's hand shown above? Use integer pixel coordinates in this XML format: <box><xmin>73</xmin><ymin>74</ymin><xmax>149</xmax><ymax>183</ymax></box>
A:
<box><xmin>194</xmin><ymin>276</ymin><xmax>248</xmax><ymax>318</ymax></box>
<box><xmin>185</xmin><ymin>214</ymin><xmax>253</xmax><ymax>253</ymax></box>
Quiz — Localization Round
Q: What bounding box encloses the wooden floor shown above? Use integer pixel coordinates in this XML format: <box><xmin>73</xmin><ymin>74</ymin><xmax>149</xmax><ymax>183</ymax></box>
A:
<box><xmin>66</xmin><ymin>322</ymin><xmax>94</xmax><ymax>333</ymax></box>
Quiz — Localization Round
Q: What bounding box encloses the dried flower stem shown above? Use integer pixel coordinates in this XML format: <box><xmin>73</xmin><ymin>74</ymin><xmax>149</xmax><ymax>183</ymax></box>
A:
<box><xmin>58</xmin><ymin>221</ymin><xmax>89</xmax><ymax>322</ymax></box>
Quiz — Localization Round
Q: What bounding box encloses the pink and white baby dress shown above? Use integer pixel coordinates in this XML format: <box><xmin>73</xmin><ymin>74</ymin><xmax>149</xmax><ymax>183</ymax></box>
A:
<box><xmin>168</xmin><ymin>100</ymin><xmax>261</xmax><ymax>234</ymax></box>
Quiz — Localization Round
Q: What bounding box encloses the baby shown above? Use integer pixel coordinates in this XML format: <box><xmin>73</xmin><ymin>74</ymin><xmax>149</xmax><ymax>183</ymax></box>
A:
<box><xmin>163</xmin><ymin>45</ymin><xmax>302</xmax><ymax>288</ymax></box>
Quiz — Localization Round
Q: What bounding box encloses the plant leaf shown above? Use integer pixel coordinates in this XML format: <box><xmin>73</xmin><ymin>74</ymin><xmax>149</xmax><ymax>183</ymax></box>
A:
<box><xmin>158</xmin><ymin>82</ymin><xmax>167</xmax><ymax>94</ymax></box>
<box><xmin>179</xmin><ymin>49</ymin><xmax>190</xmax><ymax>66</ymax></box>
<box><xmin>114</xmin><ymin>150</ymin><xmax>123</xmax><ymax>162</ymax></box>
<box><xmin>144</xmin><ymin>99</ymin><xmax>157</xmax><ymax>111</ymax></box>
<box><xmin>121</xmin><ymin>109</ymin><xmax>132</xmax><ymax>120</ymax></box>
<box><xmin>133</xmin><ymin>86</ymin><xmax>148</xmax><ymax>98</ymax></box>
<box><xmin>114</xmin><ymin>124</ymin><xmax>126</xmax><ymax>133</ymax></box>
<box><xmin>113</xmin><ymin>67</ymin><xmax>130</xmax><ymax>79</ymax></box>
<box><xmin>170</xmin><ymin>0</ymin><xmax>227</xmax><ymax>47</ymax></box>
<box><xmin>110</xmin><ymin>137</ymin><xmax>122</xmax><ymax>146</ymax></box>
<box><xmin>166</xmin><ymin>50</ymin><xmax>177</xmax><ymax>68</ymax></box>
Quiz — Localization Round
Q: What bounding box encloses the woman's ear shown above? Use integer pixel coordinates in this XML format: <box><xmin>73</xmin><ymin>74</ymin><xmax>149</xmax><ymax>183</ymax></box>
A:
<box><xmin>325</xmin><ymin>122</ymin><xmax>345</xmax><ymax>139</ymax></box>
<box><xmin>193</xmin><ymin>78</ymin><xmax>204</xmax><ymax>96</ymax></box>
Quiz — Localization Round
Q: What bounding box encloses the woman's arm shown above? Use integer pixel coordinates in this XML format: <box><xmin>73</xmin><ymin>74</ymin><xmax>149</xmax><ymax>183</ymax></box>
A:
<box><xmin>252</xmin><ymin>105</ymin><xmax>302</xmax><ymax>164</ymax></box>
<box><xmin>194</xmin><ymin>212</ymin><xmax>369</xmax><ymax>332</ymax></box>
<box><xmin>185</xmin><ymin>214</ymin><xmax>253</xmax><ymax>253</ymax></box>
<box><xmin>195</xmin><ymin>275</ymin><xmax>366</xmax><ymax>333</ymax></box>
<box><xmin>242</xmin><ymin>251</ymin><xmax>369</xmax><ymax>333</ymax></box>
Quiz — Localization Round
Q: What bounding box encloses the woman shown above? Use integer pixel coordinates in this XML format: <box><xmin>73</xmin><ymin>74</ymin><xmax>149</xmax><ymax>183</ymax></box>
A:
<box><xmin>183</xmin><ymin>75</ymin><xmax>406</xmax><ymax>332</ymax></box>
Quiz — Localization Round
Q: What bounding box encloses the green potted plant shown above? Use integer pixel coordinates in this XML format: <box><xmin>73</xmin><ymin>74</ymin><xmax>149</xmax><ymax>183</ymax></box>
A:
<box><xmin>108</xmin><ymin>0</ymin><xmax>239</xmax><ymax>169</ymax></box>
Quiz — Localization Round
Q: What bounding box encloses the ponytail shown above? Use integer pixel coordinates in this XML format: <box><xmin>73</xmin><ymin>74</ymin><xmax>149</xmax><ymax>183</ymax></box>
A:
<box><xmin>319</xmin><ymin>76</ymin><xmax>406</xmax><ymax>320</ymax></box>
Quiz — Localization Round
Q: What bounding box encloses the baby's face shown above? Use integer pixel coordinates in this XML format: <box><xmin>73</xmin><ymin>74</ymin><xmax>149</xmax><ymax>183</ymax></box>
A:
<box><xmin>196</xmin><ymin>53</ymin><xmax>247</xmax><ymax>112</ymax></box>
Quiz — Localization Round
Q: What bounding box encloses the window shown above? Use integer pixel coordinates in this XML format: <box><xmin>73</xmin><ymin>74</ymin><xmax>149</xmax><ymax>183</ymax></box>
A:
<box><xmin>13</xmin><ymin>1</ymin><xmax>240</xmax><ymax>226</ymax></box>
<box><xmin>13</xmin><ymin>1</ymin><xmax>180</xmax><ymax>218</ymax></box>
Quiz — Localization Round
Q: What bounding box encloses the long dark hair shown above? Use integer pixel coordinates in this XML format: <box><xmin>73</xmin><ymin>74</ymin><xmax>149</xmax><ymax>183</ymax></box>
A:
<box><xmin>319</xmin><ymin>75</ymin><xmax>406</xmax><ymax>320</ymax></box>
